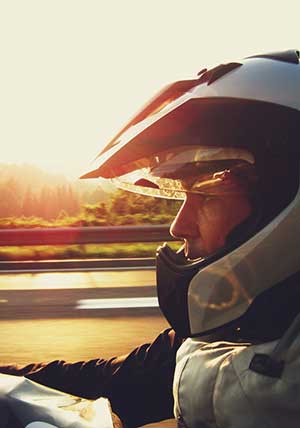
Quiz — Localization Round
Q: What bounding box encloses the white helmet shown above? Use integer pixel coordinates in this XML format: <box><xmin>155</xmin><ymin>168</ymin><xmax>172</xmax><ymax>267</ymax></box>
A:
<box><xmin>82</xmin><ymin>50</ymin><xmax>300</xmax><ymax>338</ymax></box>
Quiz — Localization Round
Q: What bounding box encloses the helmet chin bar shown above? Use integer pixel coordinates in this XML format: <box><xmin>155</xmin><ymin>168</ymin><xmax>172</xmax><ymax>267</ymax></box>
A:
<box><xmin>156</xmin><ymin>242</ymin><xmax>246</xmax><ymax>338</ymax></box>
<box><xmin>156</xmin><ymin>244</ymin><xmax>197</xmax><ymax>338</ymax></box>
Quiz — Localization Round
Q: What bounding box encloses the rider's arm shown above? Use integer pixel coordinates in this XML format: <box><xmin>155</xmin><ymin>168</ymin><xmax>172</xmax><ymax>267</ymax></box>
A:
<box><xmin>0</xmin><ymin>328</ymin><xmax>182</xmax><ymax>428</ymax></box>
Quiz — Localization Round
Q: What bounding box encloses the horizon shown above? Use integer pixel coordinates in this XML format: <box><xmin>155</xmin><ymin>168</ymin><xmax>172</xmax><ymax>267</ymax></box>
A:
<box><xmin>0</xmin><ymin>161</ymin><xmax>115</xmax><ymax>195</ymax></box>
<box><xmin>0</xmin><ymin>160</ymin><xmax>81</xmax><ymax>181</ymax></box>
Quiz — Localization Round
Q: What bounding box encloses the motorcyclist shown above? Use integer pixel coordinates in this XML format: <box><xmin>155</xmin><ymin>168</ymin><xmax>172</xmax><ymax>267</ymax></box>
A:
<box><xmin>1</xmin><ymin>49</ymin><xmax>300</xmax><ymax>427</ymax></box>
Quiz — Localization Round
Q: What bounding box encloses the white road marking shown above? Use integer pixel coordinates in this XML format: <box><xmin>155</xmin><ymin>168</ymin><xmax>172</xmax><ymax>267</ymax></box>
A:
<box><xmin>76</xmin><ymin>297</ymin><xmax>159</xmax><ymax>309</ymax></box>
<box><xmin>0</xmin><ymin>266</ymin><xmax>155</xmax><ymax>274</ymax></box>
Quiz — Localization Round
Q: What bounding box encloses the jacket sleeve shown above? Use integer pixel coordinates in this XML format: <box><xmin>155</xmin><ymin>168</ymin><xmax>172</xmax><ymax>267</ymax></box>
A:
<box><xmin>0</xmin><ymin>328</ymin><xmax>182</xmax><ymax>428</ymax></box>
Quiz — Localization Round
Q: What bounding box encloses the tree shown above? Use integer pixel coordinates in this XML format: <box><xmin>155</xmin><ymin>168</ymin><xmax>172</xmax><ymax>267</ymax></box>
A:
<box><xmin>22</xmin><ymin>188</ymin><xmax>36</xmax><ymax>217</ymax></box>
<box><xmin>0</xmin><ymin>179</ymin><xmax>22</xmax><ymax>217</ymax></box>
<box><xmin>66</xmin><ymin>185</ymin><xmax>80</xmax><ymax>215</ymax></box>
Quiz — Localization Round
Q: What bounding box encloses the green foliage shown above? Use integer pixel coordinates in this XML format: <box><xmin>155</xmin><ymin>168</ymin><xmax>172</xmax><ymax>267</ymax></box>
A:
<box><xmin>0</xmin><ymin>242</ymin><xmax>181</xmax><ymax>261</ymax></box>
<box><xmin>0</xmin><ymin>164</ymin><xmax>184</xmax><ymax>261</ymax></box>
<box><xmin>0</xmin><ymin>188</ymin><xmax>182</xmax><ymax>260</ymax></box>
<box><xmin>0</xmin><ymin>189</ymin><xmax>181</xmax><ymax>229</ymax></box>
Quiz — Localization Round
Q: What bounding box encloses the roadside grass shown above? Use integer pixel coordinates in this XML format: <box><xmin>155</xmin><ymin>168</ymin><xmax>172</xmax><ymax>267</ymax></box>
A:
<box><xmin>0</xmin><ymin>242</ymin><xmax>182</xmax><ymax>261</ymax></box>
<box><xmin>0</xmin><ymin>213</ymin><xmax>176</xmax><ymax>228</ymax></box>
<box><xmin>0</xmin><ymin>198</ymin><xmax>182</xmax><ymax>260</ymax></box>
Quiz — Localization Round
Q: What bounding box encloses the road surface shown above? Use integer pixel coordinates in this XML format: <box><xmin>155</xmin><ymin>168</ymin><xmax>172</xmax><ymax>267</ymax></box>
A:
<box><xmin>0</xmin><ymin>268</ymin><xmax>156</xmax><ymax>290</ymax></box>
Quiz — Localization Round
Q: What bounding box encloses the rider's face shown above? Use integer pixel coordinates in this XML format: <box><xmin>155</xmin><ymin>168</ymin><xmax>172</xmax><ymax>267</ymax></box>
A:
<box><xmin>170</xmin><ymin>191</ymin><xmax>252</xmax><ymax>259</ymax></box>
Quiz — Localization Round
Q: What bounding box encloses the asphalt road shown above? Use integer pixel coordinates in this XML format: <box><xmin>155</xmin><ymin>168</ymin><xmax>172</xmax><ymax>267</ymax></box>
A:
<box><xmin>0</xmin><ymin>269</ymin><xmax>168</xmax><ymax>363</ymax></box>
<box><xmin>0</xmin><ymin>314</ymin><xmax>170</xmax><ymax>364</ymax></box>
<box><xmin>0</xmin><ymin>268</ymin><xmax>156</xmax><ymax>290</ymax></box>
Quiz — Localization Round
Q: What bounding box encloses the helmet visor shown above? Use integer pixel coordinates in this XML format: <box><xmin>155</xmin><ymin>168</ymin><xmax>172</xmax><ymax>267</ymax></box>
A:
<box><xmin>112</xmin><ymin>145</ymin><xmax>257</xmax><ymax>199</ymax></box>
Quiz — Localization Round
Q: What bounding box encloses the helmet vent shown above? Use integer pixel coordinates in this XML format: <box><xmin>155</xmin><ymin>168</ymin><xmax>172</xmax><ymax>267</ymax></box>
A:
<box><xmin>197</xmin><ymin>62</ymin><xmax>242</xmax><ymax>85</ymax></box>
<box><xmin>246</xmin><ymin>49</ymin><xmax>300</xmax><ymax>64</ymax></box>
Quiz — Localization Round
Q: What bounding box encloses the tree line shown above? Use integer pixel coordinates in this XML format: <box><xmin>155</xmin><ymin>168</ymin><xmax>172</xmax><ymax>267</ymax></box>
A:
<box><xmin>0</xmin><ymin>180</ymin><xmax>180</xmax><ymax>227</ymax></box>
<box><xmin>0</xmin><ymin>179</ymin><xmax>79</xmax><ymax>219</ymax></box>
<box><xmin>0</xmin><ymin>162</ymin><xmax>110</xmax><ymax>221</ymax></box>
<box><xmin>0</xmin><ymin>163</ymin><xmax>181</xmax><ymax>226</ymax></box>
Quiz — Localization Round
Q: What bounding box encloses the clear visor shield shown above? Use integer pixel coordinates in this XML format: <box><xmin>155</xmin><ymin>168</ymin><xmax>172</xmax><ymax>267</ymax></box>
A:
<box><xmin>111</xmin><ymin>146</ymin><xmax>257</xmax><ymax>199</ymax></box>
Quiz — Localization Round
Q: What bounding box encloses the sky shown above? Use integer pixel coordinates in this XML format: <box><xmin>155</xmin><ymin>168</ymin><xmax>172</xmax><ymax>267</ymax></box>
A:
<box><xmin>0</xmin><ymin>0</ymin><xmax>299</xmax><ymax>179</ymax></box>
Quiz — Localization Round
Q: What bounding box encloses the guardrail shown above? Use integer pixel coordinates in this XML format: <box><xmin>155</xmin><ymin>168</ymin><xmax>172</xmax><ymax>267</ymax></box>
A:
<box><xmin>0</xmin><ymin>225</ymin><xmax>175</xmax><ymax>246</ymax></box>
<box><xmin>0</xmin><ymin>258</ymin><xmax>157</xmax><ymax>273</ymax></box>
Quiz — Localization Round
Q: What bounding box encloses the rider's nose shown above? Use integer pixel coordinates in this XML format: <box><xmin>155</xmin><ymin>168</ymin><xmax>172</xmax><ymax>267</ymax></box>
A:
<box><xmin>170</xmin><ymin>195</ymin><xmax>202</xmax><ymax>240</ymax></box>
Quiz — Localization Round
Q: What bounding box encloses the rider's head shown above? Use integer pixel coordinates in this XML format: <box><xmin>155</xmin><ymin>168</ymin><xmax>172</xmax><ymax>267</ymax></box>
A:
<box><xmin>169</xmin><ymin>181</ymin><xmax>253</xmax><ymax>259</ymax></box>
<box><xmin>82</xmin><ymin>49</ymin><xmax>300</xmax><ymax>338</ymax></box>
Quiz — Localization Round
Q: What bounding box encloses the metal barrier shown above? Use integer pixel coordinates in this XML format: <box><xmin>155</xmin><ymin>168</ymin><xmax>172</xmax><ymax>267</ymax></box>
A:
<box><xmin>0</xmin><ymin>225</ymin><xmax>174</xmax><ymax>246</ymax></box>
<box><xmin>0</xmin><ymin>225</ymin><xmax>178</xmax><ymax>271</ymax></box>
